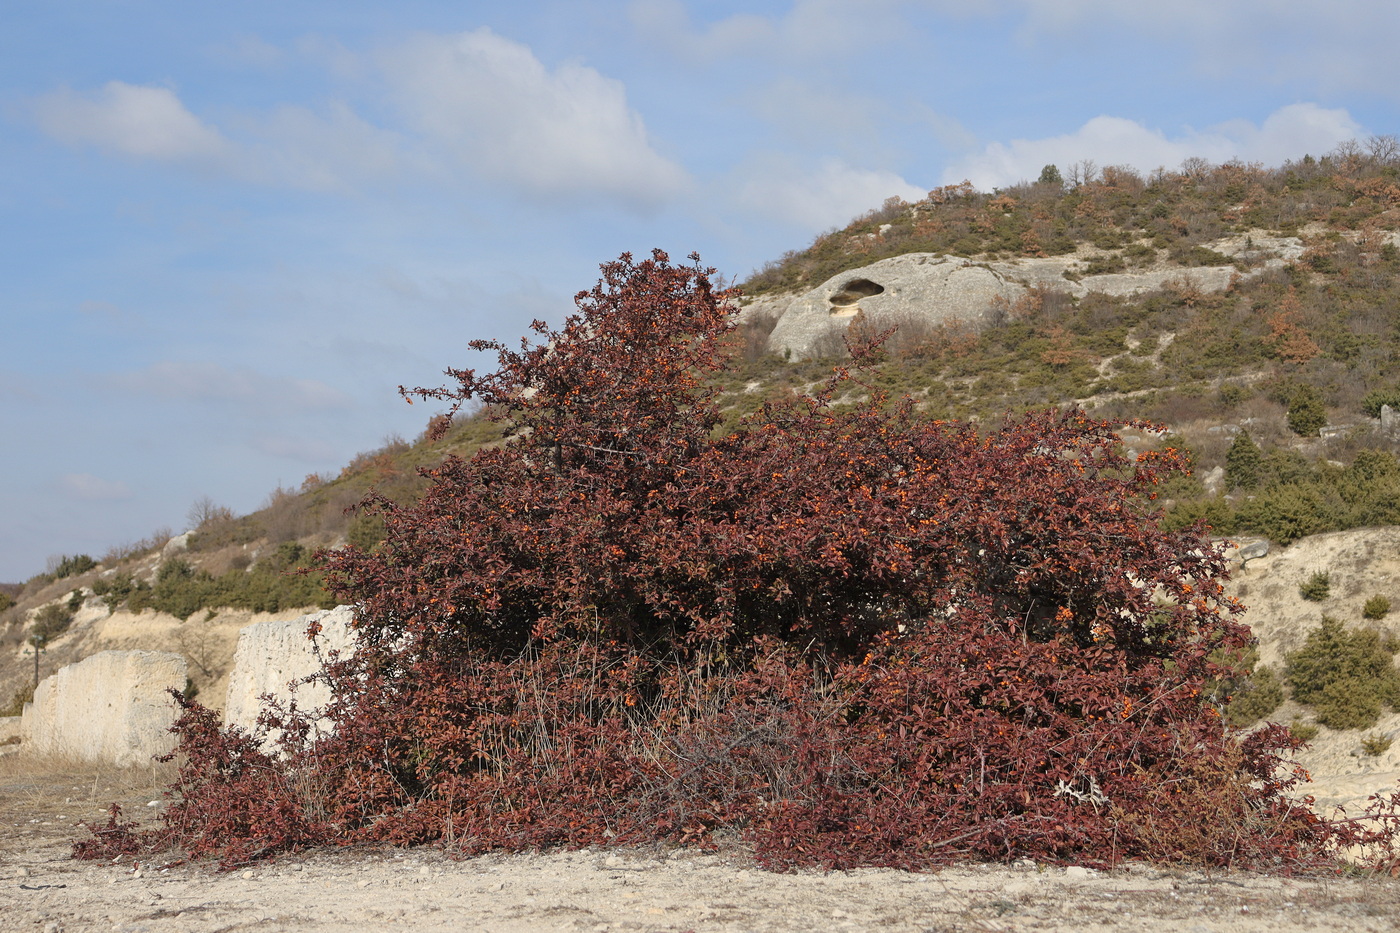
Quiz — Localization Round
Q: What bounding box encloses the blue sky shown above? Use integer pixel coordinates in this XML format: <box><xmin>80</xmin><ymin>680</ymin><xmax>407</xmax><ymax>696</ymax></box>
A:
<box><xmin>2</xmin><ymin>0</ymin><xmax>1397</xmax><ymax>580</ymax></box>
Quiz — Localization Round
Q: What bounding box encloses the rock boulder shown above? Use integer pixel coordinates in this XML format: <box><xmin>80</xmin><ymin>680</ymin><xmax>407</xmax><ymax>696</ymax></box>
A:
<box><xmin>224</xmin><ymin>605</ymin><xmax>356</xmax><ymax>738</ymax></box>
<box><xmin>20</xmin><ymin>650</ymin><xmax>186</xmax><ymax>767</ymax></box>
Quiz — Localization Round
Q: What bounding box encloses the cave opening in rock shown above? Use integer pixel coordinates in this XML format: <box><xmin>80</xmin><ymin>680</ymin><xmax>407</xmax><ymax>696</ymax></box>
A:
<box><xmin>828</xmin><ymin>278</ymin><xmax>885</xmax><ymax>315</ymax></box>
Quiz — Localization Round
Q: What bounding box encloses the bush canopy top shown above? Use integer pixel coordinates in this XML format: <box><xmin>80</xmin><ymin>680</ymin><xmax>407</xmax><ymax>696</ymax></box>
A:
<box><xmin>326</xmin><ymin>249</ymin><xmax>1230</xmax><ymax>667</ymax></box>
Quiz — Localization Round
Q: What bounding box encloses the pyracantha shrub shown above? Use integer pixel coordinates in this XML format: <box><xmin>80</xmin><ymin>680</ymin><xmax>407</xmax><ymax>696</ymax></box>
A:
<box><xmin>80</xmin><ymin>250</ymin><xmax>1400</xmax><ymax>871</ymax></box>
<box><xmin>72</xmin><ymin>691</ymin><xmax>330</xmax><ymax>869</ymax></box>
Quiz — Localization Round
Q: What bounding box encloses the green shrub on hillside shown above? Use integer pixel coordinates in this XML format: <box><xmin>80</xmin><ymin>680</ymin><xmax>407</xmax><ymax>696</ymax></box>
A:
<box><xmin>49</xmin><ymin>554</ymin><xmax>96</xmax><ymax>580</ymax></box>
<box><xmin>94</xmin><ymin>545</ymin><xmax>333</xmax><ymax>620</ymax></box>
<box><xmin>346</xmin><ymin>512</ymin><xmax>387</xmax><ymax>552</ymax></box>
<box><xmin>1169</xmin><ymin>244</ymin><xmax>1235</xmax><ymax>267</ymax></box>
<box><xmin>1289</xmin><ymin>720</ymin><xmax>1320</xmax><ymax>743</ymax></box>
<box><xmin>1161</xmin><ymin>496</ymin><xmax>1235</xmax><ymax>535</ymax></box>
<box><xmin>1233</xmin><ymin>484</ymin><xmax>1333</xmax><ymax>545</ymax></box>
<box><xmin>1211</xmin><ymin>446</ymin><xmax>1400</xmax><ymax>545</ymax></box>
<box><xmin>1346</xmin><ymin>449</ymin><xmax>1400</xmax><ymax>484</ymax></box>
<box><xmin>1361</xmin><ymin>387</ymin><xmax>1400</xmax><ymax>417</ymax></box>
<box><xmin>1037</xmin><ymin>164</ymin><xmax>1063</xmax><ymax>187</ymax></box>
<box><xmin>148</xmin><ymin>559</ymin><xmax>216</xmax><ymax>621</ymax></box>
<box><xmin>91</xmin><ymin>571</ymin><xmax>143</xmax><ymax>609</ymax></box>
<box><xmin>1216</xmin><ymin>383</ymin><xmax>1252</xmax><ymax>407</ymax></box>
<box><xmin>228</xmin><ymin>543</ymin><xmax>334</xmax><ymax>614</ymax></box>
<box><xmin>1285</xmin><ymin>616</ymin><xmax>1400</xmax><ymax>730</ymax></box>
<box><xmin>125</xmin><ymin>581</ymin><xmax>155</xmax><ymax>614</ymax></box>
<box><xmin>1364</xmin><ymin>595</ymin><xmax>1392</xmax><ymax>620</ymax></box>
<box><xmin>1313</xmin><ymin>679</ymin><xmax>1396</xmax><ymax>731</ymax></box>
<box><xmin>1259</xmin><ymin>448</ymin><xmax>1316</xmax><ymax>487</ymax></box>
<box><xmin>30</xmin><ymin>602</ymin><xmax>74</xmax><ymax>644</ymax></box>
<box><xmin>1287</xmin><ymin>384</ymin><xmax>1327</xmax><ymax>436</ymax></box>
<box><xmin>1223</xmin><ymin>665</ymin><xmax>1285</xmax><ymax>727</ymax></box>
<box><xmin>1223</xmin><ymin>431</ymin><xmax>1263</xmax><ymax>490</ymax></box>
<box><xmin>1299</xmin><ymin>570</ymin><xmax>1332</xmax><ymax>601</ymax></box>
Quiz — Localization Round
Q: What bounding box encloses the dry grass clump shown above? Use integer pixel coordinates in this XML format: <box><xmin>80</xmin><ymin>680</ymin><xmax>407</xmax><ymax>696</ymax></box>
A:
<box><xmin>0</xmin><ymin>752</ymin><xmax>177</xmax><ymax>858</ymax></box>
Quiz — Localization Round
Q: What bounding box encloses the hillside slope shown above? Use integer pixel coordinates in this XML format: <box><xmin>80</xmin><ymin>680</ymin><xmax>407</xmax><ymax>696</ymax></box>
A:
<box><xmin>3</xmin><ymin>146</ymin><xmax>1400</xmax><ymax>751</ymax></box>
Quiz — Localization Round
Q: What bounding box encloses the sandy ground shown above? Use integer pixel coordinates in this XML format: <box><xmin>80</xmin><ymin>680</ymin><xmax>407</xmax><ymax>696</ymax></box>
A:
<box><xmin>3</xmin><ymin>762</ymin><xmax>1400</xmax><ymax>933</ymax></box>
<box><xmin>1224</xmin><ymin>526</ymin><xmax>1400</xmax><ymax>671</ymax></box>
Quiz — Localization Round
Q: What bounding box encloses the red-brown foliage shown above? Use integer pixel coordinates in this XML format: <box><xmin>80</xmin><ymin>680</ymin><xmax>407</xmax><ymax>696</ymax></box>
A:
<box><xmin>76</xmin><ymin>250</ymin><xmax>1400</xmax><ymax>870</ymax></box>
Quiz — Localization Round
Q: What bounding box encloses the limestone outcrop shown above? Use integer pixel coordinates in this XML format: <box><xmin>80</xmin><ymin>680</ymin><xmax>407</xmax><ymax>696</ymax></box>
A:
<box><xmin>223</xmin><ymin>605</ymin><xmax>356</xmax><ymax>737</ymax></box>
<box><xmin>162</xmin><ymin>531</ymin><xmax>192</xmax><ymax>558</ymax></box>
<box><xmin>746</xmin><ymin>232</ymin><xmax>1302</xmax><ymax>360</ymax></box>
<box><xmin>19</xmin><ymin>650</ymin><xmax>186</xmax><ymax>767</ymax></box>
<box><xmin>756</xmin><ymin>254</ymin><xmax>1023</xmax><ymax>360</ymax></box>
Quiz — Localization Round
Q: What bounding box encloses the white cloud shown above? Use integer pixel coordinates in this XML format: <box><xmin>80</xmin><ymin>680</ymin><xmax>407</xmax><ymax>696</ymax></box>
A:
<box><xmin>32</xmin><ymin>82</ymin><xmax>231</xmax><ymax>164</ymax></box>
<box><xmin>31</xmin><ymin>80</ymin><xmax>402</xmax><ymax>192</ymax></box>
<box><xmin>1225</xmin><ymin>104</ymin><xmax>1367</xmax><ymax>162</ymax></box>
<box><xmin>1007</xmin><ymin>0</ymin><xmax>1399</xmax><ymax>40</ymax></box>
<box><xmin>30</xmin><ymin>30</ymin><xmax>685</xmax><ymax>209</ymax></box>
<box><xmin>631</xmin><ymin>0</ymin><xmax>1400</xmax><ymax>105</ymax></box>
<box><xmin>913</xmin><ymin>104</ymin><xmax>978</xmax><ymax>152</ymax></box>
<box><xmin>731</xmin><ymin>154</ymin><xmax>927</xmax><ymax>230</ymax></box>
<box><xmin>378</xmin><ymin>28</ymin><xmax>689</xmax><ymax>208</ymax></box>
<box><xmin>59</xmin><ymin>473</ymin><xmax>133</xmax><ymax>502</ymax></box>
<box><xmin>948</xmin><ymin>1</ymin><xmax>1400</xmax><ymax>95</ymax></box>
<box><xmin>295</xmin><ymin>34</ymin><xmax>366</xmax><ymax>82</ymax></box>
<box><xmin>237</xmin><ymin>101</ymin><xmax>408</xmax><ymax>192</ymax></box>
<box><xmin>628</xmin><ymin>0</ymin><xmax>775</xmax><ymax>61</ymax></box>
<box><xmin>779</xmin><ymin>0</ymin><xmax>905</xmax><ymax>56</ymax></box>
<box><xmin>107</xmin><ymin>361</ymin><xmax>351</xmax><ymax>413</ymax></box>
<box><xmin>945</xmin><ymin>104</ymin><xmax>1363</xmax><ymax>190</ymax></box>
<box><xmin>742</xmin><ymin>82</ymin><xmax>974</xmax><ymax>167</ymax></box>
<box><xmin>630</xmin><ymin>0</ymin><xmax>904</xmax><ymax>61</ymax></box>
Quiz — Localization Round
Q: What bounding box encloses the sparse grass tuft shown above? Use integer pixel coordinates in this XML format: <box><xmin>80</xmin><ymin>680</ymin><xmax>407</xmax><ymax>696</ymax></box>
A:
<box><xmin>1361</xmin><ymin>733</ymin><xmax>1394</xmax><ymax>757</ymax></box>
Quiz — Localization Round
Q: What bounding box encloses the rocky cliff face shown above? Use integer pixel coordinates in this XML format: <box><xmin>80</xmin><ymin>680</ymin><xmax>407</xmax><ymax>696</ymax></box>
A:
<box><xmin>743</xmin><ymin>232</ymin><xmax>1306</xmax><ymax>360</ymax></box>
